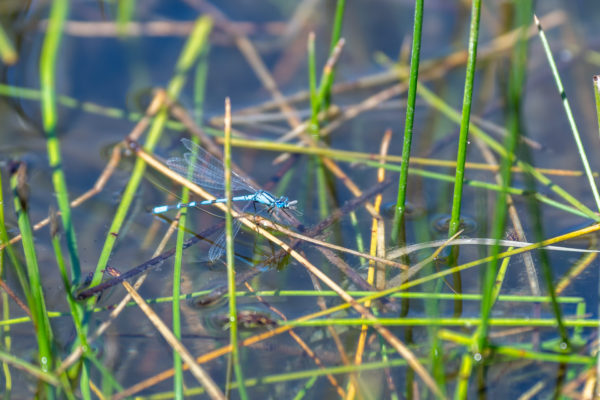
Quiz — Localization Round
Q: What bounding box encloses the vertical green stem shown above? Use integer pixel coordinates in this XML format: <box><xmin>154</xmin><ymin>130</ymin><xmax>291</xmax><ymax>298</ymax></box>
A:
<box><xmin>172</xmin><ymin>193</ymin><xmax>188</xmax><ymax>400</ymax></box>
<box><xmin>116</xmin><ymin>0</ymin><xmax>136</xmax><ymax>34</ymax></box>
<box><xmin>329</xmin><ymin>0</ymin><xmax>346</xmax><ymax>51</ymax></box>
<box><xmin>307</xmin><ymin>32</ymin><xmax>318</xmax><ymax>136</ymax></box>
<box><xmin>1</xmin><ymin>284</ymin><xmax>11</xmax><ymax>398</ymax></box>
<box><xmin>448</xmin><ymin>0</ymin><xmax>481</xmax><ymax>238</ymax></box>
<box><xmin>0</xmin><ymin>171</ymin><xmax>30</xmax><ymax>302</ymax></box>
<box><xmin>0</xmin><ymin>22</ymin><xmax>17</xmax><ymax>64</ymax></box>
<box><xmin>10</xmin><ymin>165</ymin><xmax>54</xmax><ymax>398</ymax></box>
<box><xmin>593</xmin><ymin>76</ymin><xmax>600</xmax><ymax>139</ymax></box>
<box><xmin>445</xmin><ymin>0</ymin><xmax>482</xmax><ymax>318</ymax></box>
<box><xmin>39</xmin><ymin>0</ymin><xmax>81</xmax><ymax>284</ymax></box>
<box><xmin>170</xmin><ymin>45</ymin><xmax>210</xmax><ymax>400</ymax></box>
<box><xmin>224</xmin><ymin>98</ymin><xmax>248</xmax><ymax>399</ymax></box>
<box><xmin>479</xmin><ymin>1</ymin><xmax>539</xmax><ymax>352</ymax></box>
<box><xmin>307</xmin><ymin>32</ymin><xmax>331</xmax><ymax>219</ymax></box>
<box><xmin>391</xmin><ymin>0</ymin><xmax>424</xmax><ymax>243</ymax></box>
<box><xmin>321</xmin><ymin>0</ymin><xmax>345</xmax><ymax>106</ymax></box>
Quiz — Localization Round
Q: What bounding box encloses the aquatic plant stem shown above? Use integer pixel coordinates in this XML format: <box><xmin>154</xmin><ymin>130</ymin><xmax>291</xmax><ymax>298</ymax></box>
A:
<box><xmin>0</xmin><ymin>167</ymin><xmax>30</xmax><ymax>303</ymax></box>
<box><xmin>39</xmin><ymin>0</ymin><xmax>81</xmax><ymax>284</ymax></box>
<box><xmin>448</xmin><ymin>0</ymin><xmax>481</xmax><ymax>238</ymax></box>
<box><xmin>172</xmin><ymin>190</ymin><xmax>190</xmax><ymax>399</ymax></box>
<box><xmin>307</xmin><ymin>32</ymin><xmax>317</xmax><ymax>132</ymax></box>
<box><xmin>116</xmin><ymin>0</ymin><xmax>135</xmax><ymax>35</ymax></box>
<box><xmin>10</xmin><ymin>165</ymin><xmax>55</xmax><ymax>398</ymax></box>
<box><xmin>391</xmin><ymin>0</ymin><xmax>424</xmax><ymax>244</ymax></box>
<box><xmin>534</xmin><ymin>14</ymin><xmax>600</xmax><ymax>212</ymax></box>
<box><xmin>224</xmin><ymin>98</ymin><xmax>248</xmax><ymax>399</ymax></box>
<box><xmin>306</xmin><ymin>33</ymin><xmax>330</xmax><ymax>218</ymax></box>
<box><xmin>0</xmin><ymin>22</ymin><xmax>16</xmax><ymax>64</ymax></box>
<box><xmin>319</xmin><ymin>0</ymin><xmax>346</xmax><ymax>109</ymax></box>
<box><xmin>593</xmin><ymin>76</ymin><xmax>600</xmax><ymax>141</ymax></box>
<box><xmin>479</xmin><ymin>2</ymin><xmax>533</xmax><ymax>354</ymax></box>
<box><xmin>446</xmin><ymin>0</ymin><xmax>481</xmax><ymax>318</ymax></box>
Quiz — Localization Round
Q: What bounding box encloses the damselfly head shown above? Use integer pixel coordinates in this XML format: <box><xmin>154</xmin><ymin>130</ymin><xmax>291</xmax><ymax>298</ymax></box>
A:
<box><xmin>274</xmin><ymin>196</ymin><xmax>291</xmax><ymax>208</ymax></box>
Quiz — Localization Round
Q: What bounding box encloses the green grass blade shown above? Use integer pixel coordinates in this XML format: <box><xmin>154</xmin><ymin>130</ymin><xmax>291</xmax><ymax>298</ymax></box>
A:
<box><xmin>391</xmin><ymin>0</ymin><xmax>424</xmax><ymax>243</ymax></box>
<box><xmin>224</xmin><ymin>98</ymin><xmax>248</xmax><ymax>399</ymax></box>
<box><xmin>39</xmin><ymin>0</ymin><xmax>81</xmax><ymax>285</ymax></box>
<box><xmin>594</xmin><ymin>75</ymin><xmax>600</xmax><ymax>139</ymax></box>
<box><xmin>534</xmin><ymin>14</ymin><xmax>600</xmax><ymax>212</ymax></box>
<box><xmin>479</xmin><ymin>1</ymin><xmax>533</xmax><ymax>352</ymax></box>
<box><xmin>448</xmin><ymin>0</ymin><xmax>481</xmax><ymax>237</ymax></box>
<box><xmin>320</xmin><ymin>0</ymin><xmax>346</xmax><ymax>107</ymax></box>
<box><xmin>0</xmin><ymin>22</ymin><xmax>17</xmax><ymax>65</ymax></box>
<box><xmin>116</xmin><ymin>0</ymin><xmax>135</xmax><ymax>35</ymax></box>
<box><xmin>0</xmin><ymin>169</ymin><xmax>31</xmax><ymax>303</ymax></box>
<box><xmin>10</xmin><ymin>164</ymin><xmax>55</xmax><ymax>397</ymax></box>
<box><xmin>307</xmin><ymin>32</ymin><xmax>318</xmax><ymax>134</ymax></box>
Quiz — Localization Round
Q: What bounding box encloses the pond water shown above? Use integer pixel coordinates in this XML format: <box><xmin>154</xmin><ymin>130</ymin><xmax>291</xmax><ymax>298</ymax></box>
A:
<box><xmin>2</xmin><ymin>0</ymin><xmax>600</xmax><ymax>398</ymax></box>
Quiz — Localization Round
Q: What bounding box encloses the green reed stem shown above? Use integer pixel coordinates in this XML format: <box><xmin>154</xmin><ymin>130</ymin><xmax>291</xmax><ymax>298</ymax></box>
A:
<box><xmin>169</xmin><ymin>53</ymin><xmax>211</xmax><ymax>400</ymax></box>
<box><xmin>349</xmin><ymin>211</ymin><xmax>365</xmax><ymax>254</ymax></box>
<box><xmin>292</xmin><ymin>376</ymin><xmax>318</xmax><ymax>400</ymax></box>
<box><xmin>286</xmin><ymin>317</ymin><xmax>598</xmax><ymax>329</ymax></box>
<box><xmin>0</xmin><ymin>173</ymin><xmax>30</xmax><ymax>302</ymax></box>
<box><xmin>308</xmin><ymin>32</ymin><xmax>318</xmax><ymax>134</ymax></box>
<box><xmin>306</xmin><ymin>33</ymin><xmax>329</xmax><ymax>218</ymax></box>
<box><xmin>1</xmin><ymin>286</ymin><xmax>11</xmax><ymax>398</ymax></box>
<box><xmin>455</xmin><ymin>243</ymin><xmax>512</xmax><ymax>400</ymax></box>
<box><xmin>0</xmin><ymin>23</ymin><xmax>17</xmax><ymax>65</ymax></box>
<box><xmin>440</xmin><ymin>330</ymin><xmax>594</xmax><ymax>365</ymax></box>
<box><xmin>92</xmin><ymin>17</ymin><xmax>212</xmax><ymax>288</ymax></box>
<box><xmin>116</xmin><ymin>0</ymin><xmax>135</xmax><ymax>34</ymax></box>
<box><xmin>10</xmin><ymin>166</ymin><xmax>54</xmax><ymax>397</ymax></box>
<box><xmin>448</xmin><ymin>0</ymin><xmax>481</xmax><ymax>238</ymax></box>
<box><xmin>329</xmin><ymin>0</ymin><xmax>346</xmax><ymax>56</ymax></box>
<box><xmin>307</xmin><ymin>33</ymin><xmax>334</xmax><ymax>219</ymax></box>
<box><xmin>170</xmin><ymin>46</ymin><xmax>210</xmax><ymax>400</ymax></box>
<box><xmin>594</xmin><ymin>76</ymin><xmax>600</xmax><ymax>139</ymax></box>
<box><xmin>224</xmin><ymin>97</ymin><xmax>248</xmax><ymax>399</ymax></box>
<box><xmin>534</xmin><ymin>15</ymin><xmax>600</xmax><ymax>212</ymax></box>
<box><xmin>479</xmin><ymin>2</ymin><xmax>532</xmax><ymax>354</ymax></box>
<box><xmin>454</xmin><ymin>353</ymin><xmax>472</xmax><ymax>400</ymax></box>
<box><xmin>48</xmin><ymin>209</ymin><xmax>98</xmax><ymax>398</ymax></box>
<box><xmin>39</xmin><ymin>0</ymin><xmax>81</xmax><ymax>286</ymax></box>
<box><xmin>391</xmin><ymin>0</ymin><xmax>424</xmax><ymax>243</ymax></box>
<box><xmin>172</xmin><ymin>182</ymin><xmax>191</xmax><ymax>399</ymax></box>
<box><xmin>321</xmin><ymin>0</ymin><xmax>346</xmax><ymax>107</ymax></box>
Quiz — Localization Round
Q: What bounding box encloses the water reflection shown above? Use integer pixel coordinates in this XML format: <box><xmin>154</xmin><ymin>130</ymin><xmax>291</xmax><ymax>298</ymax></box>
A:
<box><xmin>381</xmin><ymin>201</ymin><xmax>424</xmax><ymax>220</ymax></box>
<box><xmin>430</xmin><ymin>214</ymin><xmax>478</xmax><ymax>235</ymax></box>
<box><xmin>203</xmin><ymin>305</ymin><xmax>280</xmax><ymax>336</ymax></box>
